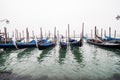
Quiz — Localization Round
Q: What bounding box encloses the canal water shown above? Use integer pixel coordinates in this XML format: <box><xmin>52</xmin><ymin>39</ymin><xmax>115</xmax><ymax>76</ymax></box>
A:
<box><xmin>0</xmin><ymin>42</ymin><xmax>120</xmax><ymax>80</ymax></box>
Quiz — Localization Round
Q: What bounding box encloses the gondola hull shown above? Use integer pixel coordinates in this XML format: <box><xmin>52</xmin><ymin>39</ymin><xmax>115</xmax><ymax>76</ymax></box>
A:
<box><xmin>37</xmin><ymin>38</ymin><xmax>56</xmax><ymax>50</ymax></box>
<box><xmin>0</xmin><ymin>40</ymin><xmax>37</xmax><ymax>49</ymax></box>
<box><xmin>60</xmin><ymin>42</ymin><xmax>67</xmax><ymax>48</ymax></box>
<box><xmin>17</xmin><ymin>44</ymin><xmax>36</xmax><ymax>49</ymax></box>
<box><xmin>0</xmin><ymin>43</ymin><xmax>16</xmax><ymax>49</ymax></box>
<box><xmin>38</xmin><ymin>44</ymin><xmax>55</xmax><ymax>50</ymax></box>
<box><xmin>70</xmin><ymin>40</ymin><xmax>83</xmax><ymax>47</ymax></box>
<box><xmin>0</xmin><ymin>43</ymin><xmax>36</xmax><ymax>49</ymax></box>
<box><xmin>87</xmin><ymin>39</ymin><xmax>120</xmax><ymax>49</ymax></box>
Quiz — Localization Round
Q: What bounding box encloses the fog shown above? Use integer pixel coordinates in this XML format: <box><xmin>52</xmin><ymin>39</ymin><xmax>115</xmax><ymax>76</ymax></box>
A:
<box><xmin>0</xmin><ymin>0</ymin><xmax>120</xmax><ymax>37</ymax></box>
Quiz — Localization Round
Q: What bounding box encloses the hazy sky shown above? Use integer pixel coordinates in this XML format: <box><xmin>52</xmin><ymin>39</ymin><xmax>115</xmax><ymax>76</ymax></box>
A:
<box><xmin>0</xmin><ymin>0</ymin><xmax>120</xmax><ymax>37</ymax></box>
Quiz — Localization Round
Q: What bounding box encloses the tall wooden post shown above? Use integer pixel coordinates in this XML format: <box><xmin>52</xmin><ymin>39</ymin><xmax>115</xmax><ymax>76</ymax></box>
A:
<box><xmin>81</xmin><ymin>22</ymin><xmax>84</xmax><ymax>38</ymax></box>
<box><xmin>114</xmin><ymin>30</ymin><xmax>116</xmax><ymax>38</ymax></box>
<box><xmin>95</xmin><ymin>26</ymin><xmax>97</xmax><ymax>41</ymax></box>
<box><xmin>16</xmin><ymin>29</ymin><xmax>18</xmax><ymax>39</ymax></box>
<box><xmin>26</xmin><ymin>27</ymin><xmax>29</xmax><ymax>42</ymax></box>
<box><xmin>73</xmin><ymin>30</ymin><xmax>75</xmax><ymax>39</ymax></box>
<box><xmin>104</xmin><ymin>30</ymin><xmax>106</xmax><ymax>37</ymax></box>
<box><xmin>97</xmin><ymin>29</ymin><xmax>99</xmax><ymax>36</ymax></box>
<box><xmin>4</xmin><ymin>27</ymin><xmax>7</xmax><ymax>43</ymax></box>
<box><xmin>57</xmin><ymin>30</ymin><xmax>59</xmax><ymax>39</ymax></box>
<box><xmin>54</xmin><ymin>27</ymin><xmax>56</xmax><ymax>38</ymax></box>
<box><xmin>68</xmin><ymin>24</ymin><xmax>70</xmax><ymax>39</ymax></box>
<box><xmin>15</xmin><ymin>29</ymin><xmax>18</xmax><ymax>41</ymax></box>
<box><xmin>7</xmin><ymin>33</ymin><xmax>9</xmax><ymax>39</ymax></box>
<box><xmin>109</xmin><ymin>27</ymin><xmax>111</xmax><ymax>38</ymax></box>
<box><xmin>54</xmin><ymin>27</ymin><xmax>56</xmax><ymax>44</ymax></box>
<box><xmin>40</xmin><ymin>27</ymin><xmax>43</xmax><ymax>39</ymax></box>
<box><xmin>91</xmin><ymin>29</ymin><xmax>93</xmax><ymax>38</ymax></box>
<box><xmin>19</xmin><ymin>32</ymin><xmax>21</xmax><ymax>40</ymax></box>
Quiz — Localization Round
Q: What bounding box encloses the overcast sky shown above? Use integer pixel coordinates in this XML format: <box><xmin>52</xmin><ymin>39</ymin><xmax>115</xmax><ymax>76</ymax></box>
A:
<box><xmin>0</xmin><ymin>0</ymin><xmax>120</xmax><ymax>37</ymax></box>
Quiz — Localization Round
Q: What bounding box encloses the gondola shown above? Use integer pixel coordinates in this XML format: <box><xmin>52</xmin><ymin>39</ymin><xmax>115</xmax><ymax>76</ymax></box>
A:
<box><xmin>87</xmin><ymin>26</ymin><xmax>120</xmax><ymax>49</ymax></box>
<box><xmin>67</xmin><ymin>23</ymin><xmax>84</xmax><ymax>47</ymax></box>
<box><xmin>87</xmin><ymin>39</ymin><xmax>120</xmax><ymax>49</ymax></box>
<box><xmin>60</xmin><ymin>40</ymin><xmax>67</xmax><ymax>48</ymax></box>
<box><xmin>37</xmin><ymin>27</ymin><xmax>57</xmax><ymax>50</ymax></box>
<box><xmin>37</xmin><ymin>38</ymin><xmax>56</xmax><ymax>50</ymax></box>
<box><xmin>16</xmin><ymin>39</ymin><xmax>36</xmax><ymax>49</ymax></box>
<box><xmin>0</xmin><ymin>39</ymin><xmax>37</xmax><ymax>49</ymax></box>
<box><xmin>70</xmin><ymin>39</ymin><xmax>83</xmax><ymax>47</ymax></box>
<box><xmin>0</xmin><ymin>42</ymin><xmax>16</xmax><ymax>49</ymax></box>
<box><xmin>68</xmin><ymin>36</ymin><xmax>83</xmax><ymax>47</ymax></box>
<box><xmin>59</xmin><ymin>35</ymin><xmax>67</xmax><ymax>48</ymax></box>
<box><xmin>60</xmin><ymin>41</ymin><xmax>67</xmax><ymax>48</ymax></box>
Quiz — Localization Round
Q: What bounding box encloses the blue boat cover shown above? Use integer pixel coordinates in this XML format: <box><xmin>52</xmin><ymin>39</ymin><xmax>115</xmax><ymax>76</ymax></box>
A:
<box><xmin>105</xmin><ymin>36</ymin><xmax>120</xmax><ymax>40</ymax></box>
<box><xmin>40</xmin><ymin>38</ymin><xmax>53</xmax><ymax>46</ymax></box>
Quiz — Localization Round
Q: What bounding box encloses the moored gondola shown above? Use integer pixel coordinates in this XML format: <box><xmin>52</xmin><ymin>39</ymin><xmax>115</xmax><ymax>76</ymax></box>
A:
<box><xmin>0</xmin><ymin>42</ymin><xmax>16</xmax><ymax>49</ymax></box>
<box><xmin>60</xmin><ymin>41</ymin><xmax>67</xmax><ymax>48</ymax></box>
<box><xmin>59</xmin><ymin>31</ymin><xmax>67</xmax><ymax>48</ymax></box>
<box><xmin>37</xmin><ymin>38</ymin><xmax>56</xmax><ymax>50</ymax></box>
<box><xmin>37</xmin><ymin>27</ymin><xmax>57</xmax><ymax>50</ymax></box>
<box><xmin>16</xmin><ymin>39</ymin><xmax>36</xmax><ymax>49</ymax></box>
<box><xmin>87</xmin><ymin>26</ymin><xmax>120</xmax><ymax>49</ymax></box>
<box><xmin>68</xmin><ymin>23</ymin><xmax>84</xmax><ymax>47</ymax></box>
<box><xmin>87</xmin><ymin>39</ymin><xmax>120</xmax><ymax>49</ymax></box>
<box><xmin>0</xmin><ymin>39</ymin><xmax>37</xmax><ymax>49</ymax></box>
<box><xmin>70</xmin><ymin>39</ymin><xmax>83</xmax><ymax>47</ymax></box>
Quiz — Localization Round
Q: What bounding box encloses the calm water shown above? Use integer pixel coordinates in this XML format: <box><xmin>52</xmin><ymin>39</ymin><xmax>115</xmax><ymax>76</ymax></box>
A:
<box><xmin>0</xmin><ymin>42</ymin><xmax>120</xmax><ymax>80</ymax></box>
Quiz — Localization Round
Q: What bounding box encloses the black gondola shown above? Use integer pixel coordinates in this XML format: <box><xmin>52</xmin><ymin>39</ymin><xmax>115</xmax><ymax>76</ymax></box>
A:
<box><xmin>37</xmin><ymin>27</ymin><xmax>57</xmax><ymax>50</ymax></box>
<box><xmin>37</xmin><ymin>38</ymin><xmax>56</xmax><ymax>50</ymax></box>
<box><xmin>70</xmin><ymin>39</ymin><xmax>83</xmax><ymax>47</ymax></box>
<box><xmin>68</xmin><ymin>23</ymin><xmax>84</xmax><ymax>47</ymax></box>
<box><xmin>60</xmin><ymin>35</ymin><xmax>67</xmax><ymax>48</ymax></box>
<box><xmin>60</xmin><ymin>41</ymin><xmax>67</xmax><ymax>48</ymax></box>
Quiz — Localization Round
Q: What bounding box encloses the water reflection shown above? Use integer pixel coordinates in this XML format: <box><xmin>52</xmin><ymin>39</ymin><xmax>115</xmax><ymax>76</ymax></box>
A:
<box><xmin>92</xmin><ymin>45</ymin><xmax>120</xmax><ymax>56</ymax></box>
<box><xmin>0</xmin><ymin>49</ymin><xmax>12</xmax><ymax>70</ymax></box>
<box><xmin>17</xmin><ymin>48</ymin><xmax>35</xmax><ymax>59</ymax></box>
<box><xmin>0</xmin><ymin>42</ymin><xmax>120</xmax><ymax>80</ymax></box>
<box><xmin>71</xmin><ymin>46</ymin><xmax>82</xmax><ymax>63</ymax></box>
<box><xmin>58</xmin><ymin>47</ymin><xmax>67</xmax><ymax>64</ymax></box>
<box><xmin>37</xmin><ymin>47</ymin><xmax>54</xmax><ymax>63</ymax></box>
<box><xmin>103</xmin><ymin>47</ymin><xmax>120</xmax><ymax>56</ymax></box>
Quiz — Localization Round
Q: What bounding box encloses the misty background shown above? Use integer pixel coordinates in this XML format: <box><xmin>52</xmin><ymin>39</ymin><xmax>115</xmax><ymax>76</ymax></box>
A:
<box><xmin>0</xmin><ymin>0</ymin><xmax>120</xmax><ymax>38</ymax></box>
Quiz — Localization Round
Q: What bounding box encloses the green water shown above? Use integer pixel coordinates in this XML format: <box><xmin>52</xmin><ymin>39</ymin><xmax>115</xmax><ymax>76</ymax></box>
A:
<box><xmin>0</xmin><ymin>43</ymin><xmax>120</xmax><ymax>80</ymax></box>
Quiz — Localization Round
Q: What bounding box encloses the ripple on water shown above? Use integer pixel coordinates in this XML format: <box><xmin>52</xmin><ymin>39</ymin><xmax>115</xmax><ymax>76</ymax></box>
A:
<box><xmin>0</xmin><ymin>42</ymin><xmax>120</xmax><ymax>80</ymax></box>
